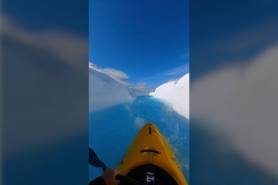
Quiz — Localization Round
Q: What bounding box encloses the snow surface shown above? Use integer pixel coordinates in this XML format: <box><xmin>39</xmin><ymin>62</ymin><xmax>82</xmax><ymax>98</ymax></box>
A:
<box><xmin>150</xmin><ymin>74</ymin><xmax>189</xmax><ymax>119</ymax></box>
<box><xmin>89</xmin><ymin>63</ymin><xmax>189</xmax><ymax>118</ymax></box>
<box><xmin>89</xmin><ymin>64</ymin><xmax>148</xmax><ymax>112</ymax></box>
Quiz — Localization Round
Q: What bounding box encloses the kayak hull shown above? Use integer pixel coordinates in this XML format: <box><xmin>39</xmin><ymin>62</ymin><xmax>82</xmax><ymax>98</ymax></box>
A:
<box><xmin>118</xmin><ymin>123</ymin><xmax>188</xmax><ymax>185</ymax></box>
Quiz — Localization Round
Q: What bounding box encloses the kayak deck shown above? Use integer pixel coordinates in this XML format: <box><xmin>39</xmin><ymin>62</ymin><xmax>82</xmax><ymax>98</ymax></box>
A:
<box><xmin>118</xmin><ymin>123</ymin><xmax>188</xmax><ymax>185</ymax></box>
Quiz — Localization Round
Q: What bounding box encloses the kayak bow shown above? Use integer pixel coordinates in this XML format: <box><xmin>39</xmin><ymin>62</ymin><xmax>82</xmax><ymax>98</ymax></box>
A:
<box><xmin>118</xmin><ymin>123</ymin><xmax>188</xmax><ymax>185</ymax></box>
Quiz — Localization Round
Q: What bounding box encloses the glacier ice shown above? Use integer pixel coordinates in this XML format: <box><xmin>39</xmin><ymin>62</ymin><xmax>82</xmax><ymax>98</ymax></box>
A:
<box><xmin>150</xmin><ymin>74</ymin><xmax>189</xmax><ymax>119</ymax></box>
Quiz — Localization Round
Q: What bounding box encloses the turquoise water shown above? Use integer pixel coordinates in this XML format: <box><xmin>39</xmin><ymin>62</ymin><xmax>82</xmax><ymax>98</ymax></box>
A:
<box><xmin>89</xmin><ymin>96</ymin><xmax>189</xmax><ymax>180</ymax></box>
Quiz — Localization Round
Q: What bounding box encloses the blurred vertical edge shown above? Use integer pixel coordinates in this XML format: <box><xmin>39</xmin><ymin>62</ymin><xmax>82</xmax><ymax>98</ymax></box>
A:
<box><xmin>190</xmin><ymin>0</ymin><xmax>278</xmax><ymax>185</ymax></box>
<box><xmin>1</xmin><ymin>0</ymin><xmax>88</xmax><ymax>185</ymax></box>
<box><xmin>1</xmin><ymin>0</ymin><xmax>4</xmax><ymax>184</ymax></box>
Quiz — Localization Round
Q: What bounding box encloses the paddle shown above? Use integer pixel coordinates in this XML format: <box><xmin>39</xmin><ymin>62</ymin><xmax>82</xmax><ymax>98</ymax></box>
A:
<box><xmin>89</xmin><ymin>148</ymin><xmax>107</xmax><ymax>171</ymax></box>
<box><xmin>89</xmin><ymin>148</ymin><xmax>146</xmax><ymax>185</ymax></box>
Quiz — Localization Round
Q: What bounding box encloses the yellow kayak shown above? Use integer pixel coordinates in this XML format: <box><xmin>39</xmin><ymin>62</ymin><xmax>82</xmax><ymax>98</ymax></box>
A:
<box><xmin>118</xmin><ymin>123</ymin><xmax>188</xmax><ymax>185</ymax></box>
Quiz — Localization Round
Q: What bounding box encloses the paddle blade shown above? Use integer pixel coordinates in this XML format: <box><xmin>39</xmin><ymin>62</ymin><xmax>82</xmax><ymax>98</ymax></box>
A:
<box><xmin>89</xmin><ymin>148</ymin><xmax>107</xmax><ymax>171</ymax></box>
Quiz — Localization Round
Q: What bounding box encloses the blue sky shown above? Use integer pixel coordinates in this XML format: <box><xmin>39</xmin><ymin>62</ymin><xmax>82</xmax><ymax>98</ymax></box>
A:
<box><xmin>90</xmin><ymin>0</ymin><xmax>189</xmax><ymax>87</ymax></box>
<box><xmin>4</xmin><ymin>0</ymin><xmax>277</xmax><ymax>85</ymax></box>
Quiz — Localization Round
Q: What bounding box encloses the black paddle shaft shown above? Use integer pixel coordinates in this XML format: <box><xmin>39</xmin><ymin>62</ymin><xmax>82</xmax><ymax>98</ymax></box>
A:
<box><xmin>89</xmin><ymin>148</ymin><xmax>107</xmax><ymax>171</ymax></box>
